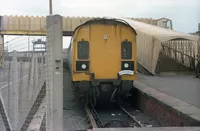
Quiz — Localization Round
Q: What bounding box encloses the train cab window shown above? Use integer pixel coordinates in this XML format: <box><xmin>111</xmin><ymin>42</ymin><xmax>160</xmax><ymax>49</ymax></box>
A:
<box><xmin>77</xmin><ymin>41</ymin><xmax>89</xmax><ymax>59</ymax></box>
<box><xmin>121</xmin><ymin>41</ymin><xmax>132</xmax><ymax>59</ymax></box>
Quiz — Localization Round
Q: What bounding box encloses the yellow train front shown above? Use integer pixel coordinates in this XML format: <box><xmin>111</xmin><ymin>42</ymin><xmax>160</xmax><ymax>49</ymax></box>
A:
<box><xmin>67</xmin><ymin>18</ymin><xmax>137</xmax><ymax>106</ymax></box>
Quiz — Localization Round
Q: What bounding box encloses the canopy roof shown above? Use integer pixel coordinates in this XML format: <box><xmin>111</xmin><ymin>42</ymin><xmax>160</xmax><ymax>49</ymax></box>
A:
<box><xmin>121</xmin><ymin>18</ymin><xmax>199</xmax><ymax>42</ymax></box>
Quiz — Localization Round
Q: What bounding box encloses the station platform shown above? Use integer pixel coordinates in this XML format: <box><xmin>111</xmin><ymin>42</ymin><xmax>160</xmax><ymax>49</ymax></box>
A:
<box><xmin>137</xmin><ymin>72</ymin><xmax>200</xmax><ymax>108</ymax></box>
<box><xmin>89</xmin><ymin>127</ymin><xmax>200</xmax><ymax>131</ymax></box>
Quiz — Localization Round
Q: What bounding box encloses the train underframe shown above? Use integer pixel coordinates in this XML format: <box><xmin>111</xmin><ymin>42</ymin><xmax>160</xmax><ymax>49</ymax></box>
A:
<box><xmin>73</xmin><ymin>80</ymin><xmax>134</xmax><ymax>107</ymax></box>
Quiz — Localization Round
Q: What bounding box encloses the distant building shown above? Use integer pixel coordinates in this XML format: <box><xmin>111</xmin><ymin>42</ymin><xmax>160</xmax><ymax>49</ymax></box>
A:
<box><xmin>190</xmin><ymin>31</ymin><xmax>200</xmax><ymax>36</ymax></box>
<box><xmin>32</xmin><ymin>39</ymin><xmax>46</xmax><ymax>52</ymax></box>
<box><xmin>156</xmin><ymin>18</ymin><xmax>173</xmax><ymax>30</ymax></box>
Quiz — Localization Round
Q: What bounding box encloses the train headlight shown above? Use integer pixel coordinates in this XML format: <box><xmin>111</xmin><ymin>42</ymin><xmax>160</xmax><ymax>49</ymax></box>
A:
<box><xmin>121</xmin><ymin>61</ymin><xmax>134</xmax><ymax>71</ymax></box>
<box><xmin>124</xmin><ymin>63</ymin><xmax>129</xmax><ymax>68</ymax></box>
<box><xmin>81</xmin><ymin>64</ymin><xmax>87</xmax><ymax>69</ymax></box>
<box><xmin>76</xmin><ymin>61</ymin><xmax>89</xmax><ymax>71</ymax></box>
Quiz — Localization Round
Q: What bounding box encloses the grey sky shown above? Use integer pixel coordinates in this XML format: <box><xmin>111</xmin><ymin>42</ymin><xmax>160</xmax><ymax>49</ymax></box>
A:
<box><xmin>0</xmin><ymin>0</ymin><xmax>199</xmax><ymax>33</ymax></box>
<box><xmin>1</xmin><ymin>0</ymin><xmax>200</xmax><ymax>49</ymax></box>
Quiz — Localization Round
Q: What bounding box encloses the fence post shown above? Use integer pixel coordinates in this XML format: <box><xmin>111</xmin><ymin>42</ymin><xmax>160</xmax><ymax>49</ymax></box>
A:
<box><xmin>46</xmin><ymin>15</ymin><xmax>63</xmax><ymax>131</ymax></box>
<box><xmin>0</xmin><ymin>35</ymin><xmax>4</xmax><ymax>68</ymax></box>
<box><xmin>12</xmin><ymin>50</ymin><xmax>19</xmax><ymax>130</ymax></box>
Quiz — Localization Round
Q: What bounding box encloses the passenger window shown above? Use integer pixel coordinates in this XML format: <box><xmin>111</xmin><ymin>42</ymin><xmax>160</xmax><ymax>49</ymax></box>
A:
<box><xmin>77</xmin><ymin>41</ymin><xmax>89</xmax><ymax>59</ymax></box>
<box><xmin>121</xmin><ymin>41</ymin><xmax>132</xmax><ymax>59</ymax></box>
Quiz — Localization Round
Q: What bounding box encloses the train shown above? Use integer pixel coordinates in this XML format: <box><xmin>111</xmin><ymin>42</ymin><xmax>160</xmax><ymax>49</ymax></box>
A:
<box><xmin>64</xmin><ymin>18</ymin><xmax>137</xmax><ymax>106</ymax></box>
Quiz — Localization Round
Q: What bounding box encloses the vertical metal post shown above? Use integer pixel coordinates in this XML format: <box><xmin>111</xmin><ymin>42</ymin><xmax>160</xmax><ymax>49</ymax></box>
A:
<box><xmin>28</xmin><ymin>35</ymin><xmax>30</xmax><ymax>58</ymax></box>
<box><xmin>46</xmin><ymin>15</ymin><xmax>63</xmax><ymax>131</ymax></box>
<box><xmin>198</xmin><ymin>38</ymin><xmax>200</xmax><ymax>59</ymax></box>
<box><xmin>0</xmin><ymin>35</ymin><xmax>4</xmax><ymax>68</ymax></box>
<box><xmin>170</xmin><ymin>20</ymin><xmax>173</xmax><ymax>30</ymax></box>
<box><xmin>49</xmin><ymin>0</ymin><xmax>53</xmax><ymax>14</ymax></box>
<box><xmin>12</xmin><ymin>50</ymin><xmax>19</xmax><ymax>130</ymax></box>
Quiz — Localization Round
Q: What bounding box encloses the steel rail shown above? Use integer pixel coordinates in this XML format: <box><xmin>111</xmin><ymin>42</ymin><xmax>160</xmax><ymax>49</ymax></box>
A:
<box><xmin>85</xmin><ymin>106</ymin><xmax>98</xmax><ymax>128</ymax></box>
<box><xmin>120</xmin><ymin>106</ymin><xmax>144</xmax><ymax>127</ymax></box>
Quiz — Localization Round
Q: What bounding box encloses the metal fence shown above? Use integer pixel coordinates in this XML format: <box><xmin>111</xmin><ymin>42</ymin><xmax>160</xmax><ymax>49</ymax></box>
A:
<box><xmin>0</xmin><ymin>15</ymin><xmax>63</xmax><ymax>131</ymax></box>
<box><xmin>0</xmin><ymin>37</ymin><xmax>46</xmax><ymax>131</ymax></box>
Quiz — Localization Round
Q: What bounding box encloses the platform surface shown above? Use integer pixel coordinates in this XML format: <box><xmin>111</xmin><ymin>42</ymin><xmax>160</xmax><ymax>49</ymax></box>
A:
<box><xmin>91</xmin><ymin>127</ymin><xmax>200</xmax><ymax>131</ymax></box>
<box><xmin>137</xmin><ymin>72</ymin><xmax>200</xmax><ymax>108</ymax></box>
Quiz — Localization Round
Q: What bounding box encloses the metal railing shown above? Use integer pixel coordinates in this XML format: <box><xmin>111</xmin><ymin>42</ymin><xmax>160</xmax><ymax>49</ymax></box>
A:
<box><xmin>156</xmin><ymin>39</ymin><xmax>197</xmax><ymax>74</ymax></box>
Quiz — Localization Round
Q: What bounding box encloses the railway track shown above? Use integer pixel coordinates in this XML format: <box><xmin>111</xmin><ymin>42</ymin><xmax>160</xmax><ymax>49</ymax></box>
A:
<box><xmin>119</xmin><ymin>106</ymin><xmax>144</xmax><ymax>128</ymax></box>
<box><xmin>85</xmin><ymin>104</ymin><xmax>144</xmax><ymax>129</ymax></box>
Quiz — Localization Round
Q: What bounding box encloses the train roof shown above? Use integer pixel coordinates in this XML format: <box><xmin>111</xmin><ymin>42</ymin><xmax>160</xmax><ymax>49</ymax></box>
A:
<box><xmin>73</xmin><ymin>17</ymin><xmax>137</xmax><ymax>35</ymax></box>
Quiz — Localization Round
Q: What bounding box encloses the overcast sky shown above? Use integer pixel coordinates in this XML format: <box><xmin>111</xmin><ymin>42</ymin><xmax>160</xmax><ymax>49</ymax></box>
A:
<box><xmin>0</xmin><ymin>0</ymin><xmax>199</xmax><ymax>33</ymax></box>
<box><xmin>1</xmin><ymin>0</ymin><xmax>200</xmax><ymax>49</ymax></box>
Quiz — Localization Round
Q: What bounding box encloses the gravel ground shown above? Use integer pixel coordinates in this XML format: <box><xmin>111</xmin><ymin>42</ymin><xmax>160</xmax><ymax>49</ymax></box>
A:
<box><xmin>63</xmin><ymin>70</ymin><xmax>90</xmax><ymax>131</ymax></box>
<box><xmin>0</xmin><ymin>115</ymin><xmax>6</xmax><ymax>131</ymax></box>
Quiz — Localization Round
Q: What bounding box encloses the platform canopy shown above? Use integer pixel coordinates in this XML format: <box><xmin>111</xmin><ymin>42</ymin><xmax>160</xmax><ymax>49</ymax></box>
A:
<box><xmin>122</xmin><ymin>18</ymin><xmax>199</xmax><ymax>42</ymax></box>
